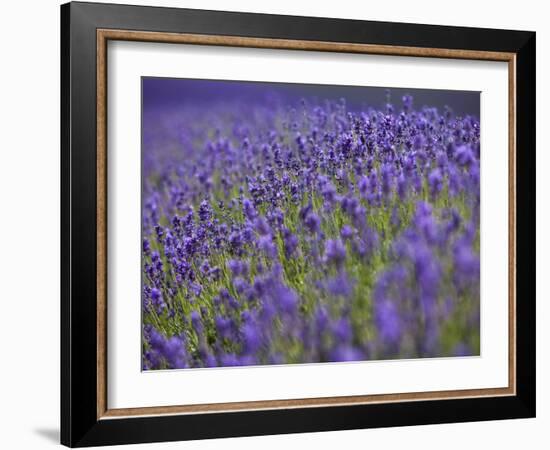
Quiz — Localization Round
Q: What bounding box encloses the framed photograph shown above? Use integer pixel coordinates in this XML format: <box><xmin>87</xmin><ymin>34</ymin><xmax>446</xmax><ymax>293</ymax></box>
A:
<box><xmin>61</xmin><ymin>1</ymin><xmax>536</xmax><ymax>447</ymax></box>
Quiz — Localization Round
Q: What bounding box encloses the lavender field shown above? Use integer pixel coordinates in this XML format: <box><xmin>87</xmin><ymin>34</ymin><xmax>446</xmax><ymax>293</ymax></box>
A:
<box><xmin>141</xmin><ymin>79</ymin><xmax>480</xmax><ymax>370</ymax></box>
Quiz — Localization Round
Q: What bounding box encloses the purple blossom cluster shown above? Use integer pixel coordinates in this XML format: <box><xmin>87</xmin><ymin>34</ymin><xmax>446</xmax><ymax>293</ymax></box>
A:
<box><xmin>142</xmin><ymin>88</ymin><xmax>480</xmax><ymax>370</ymax></box>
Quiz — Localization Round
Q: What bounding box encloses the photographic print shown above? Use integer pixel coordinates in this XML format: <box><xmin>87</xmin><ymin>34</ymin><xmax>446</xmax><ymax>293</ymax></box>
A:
<box><xmin>141</xmin><ymin>78</ymin><xmax>481</xmax><ymax>371</ymax></box>
<box><xmin>62</xmin><ymin>6</ymin><xmax>535</xmax><ymax>444</ymax></box>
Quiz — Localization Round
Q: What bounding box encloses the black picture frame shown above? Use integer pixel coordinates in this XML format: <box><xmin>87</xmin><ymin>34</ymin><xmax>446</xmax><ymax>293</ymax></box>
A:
<box><xmin>61</xmin><ymin>1</ymin><xmax>536</xmax><ymax>447</ymax></box>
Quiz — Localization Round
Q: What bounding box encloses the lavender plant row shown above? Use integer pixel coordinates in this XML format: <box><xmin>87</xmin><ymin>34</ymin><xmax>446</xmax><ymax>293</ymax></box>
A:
<box><xmin>142</xmin><ymin>93</ymin><xmax>480</xmax><ymax>370</ymax></box>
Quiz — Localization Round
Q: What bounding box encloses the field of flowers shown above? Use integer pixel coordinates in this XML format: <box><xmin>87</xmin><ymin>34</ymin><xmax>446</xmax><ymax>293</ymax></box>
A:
<box><xmin>142</xmin><ymin>84</ymin><xmax>480</xmax><ymax>370</ymax></box>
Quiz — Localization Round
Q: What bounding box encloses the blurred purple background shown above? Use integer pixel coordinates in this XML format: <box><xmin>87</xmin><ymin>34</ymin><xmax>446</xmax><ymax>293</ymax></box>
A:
<box><xmin>142</xmin><ymin>77</ymin><xmax>480</xmax><ymax>118</ymax></box>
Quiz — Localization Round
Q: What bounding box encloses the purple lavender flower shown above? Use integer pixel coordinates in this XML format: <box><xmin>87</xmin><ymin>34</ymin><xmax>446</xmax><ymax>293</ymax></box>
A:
<box><xmin>340</xmin><ymin>224</ymin><xmax>354</xmax><ymax>241</ymax></box>
<box><xmin>258</xmin><ymin>235</ymin><xmax>278</xmax><ymax>259</ymax></box>
<box><xmin>428</xmin><ymin>168</ymin><xmax>443</xmax><ymax>198</ymax></box>
<box><xmin>254</xmin><ymin>216</ymin><xmax>272</xmax><ymax>236</ymax></box>
<box><xmin>242</xmin><ymin>322</ymin><xmax>262</xmax><ymax>354</ymax></box>
<box><xmin>304</xmin><ymin>212</ymin><xmax>321</xmax><ymax>234</ymax></box>
<box><xmin>324</xmin><ymin>239</ymin><xmax>346</xmax><ymax>268</ymax></box>
<box><xmin>282</xmin><ymin>227</ymin><xmax>299</xmax><ymax>258</ymax></box>
<box><xmin>454</xmin><ymin>145</ymin><xmax>475</xmax><ymax>167</ymax></box>
<box><xmin>198</xmin><ymin>199</ymin><xmax>212</xmax><ymax>222</ymax></box>
<box><xmin>242</xmin><ymin>198</ymin><xmax>257</xmax><ymax>220</ymax></box>
<box><xmin>374</xmin><ymin>297</ymin><xmax>402</xmax><ymax>348</ymax></box>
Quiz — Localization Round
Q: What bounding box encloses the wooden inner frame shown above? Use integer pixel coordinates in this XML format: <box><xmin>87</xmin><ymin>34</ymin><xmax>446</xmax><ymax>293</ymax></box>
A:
<box><xmin>96</xmin><ymin>29</ymin><xmax>517</xmax><ymax>420</ymax></box>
